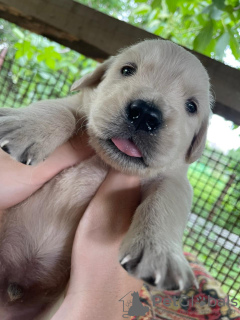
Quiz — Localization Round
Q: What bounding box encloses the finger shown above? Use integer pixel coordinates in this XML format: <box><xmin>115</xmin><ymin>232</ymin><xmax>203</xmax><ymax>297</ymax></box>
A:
<box><xmin>0</xmin><ymin>149</ymin><xmax>37</xmax><ymax>209</ymax></box>
<box><xmin>30</xmin><ymin>132</ymin><xmax>94</xmax><ymax>185</ymax></box>
<box><xmin>0</xmin><ymin>131</ymin><xmax>93</xmax><ymax>186</ymax></box>
<box><xmin>0</xmin><ymin>132</ymin><xmax>94</xmax><ymax>209</ymax></box>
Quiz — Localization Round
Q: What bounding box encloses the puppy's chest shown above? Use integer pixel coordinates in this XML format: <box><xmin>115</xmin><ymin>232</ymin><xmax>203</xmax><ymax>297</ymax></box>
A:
<box><xmin>54</xmin><ymin>156</ymin><xmax>107</xmax><ymax>207</ymax></box>
<box><xmin>55</xmin><ymin>156</ymin><xmax>150</xmax><ymax>208</ymax></box>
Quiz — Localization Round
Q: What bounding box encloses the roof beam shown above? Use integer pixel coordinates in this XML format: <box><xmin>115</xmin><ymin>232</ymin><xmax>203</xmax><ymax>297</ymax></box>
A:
<box><xmin>0</xmin><ymin>0</ymin><xmax>239</xmax><ymax>124</ymax></box>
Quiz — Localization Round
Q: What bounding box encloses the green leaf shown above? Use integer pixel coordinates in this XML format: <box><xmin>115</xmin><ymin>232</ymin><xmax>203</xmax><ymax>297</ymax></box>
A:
<box><xmin>154</xmin><ymin>25</ymin><xmax>164</xmax><ymax>35</ymax></box>
<box><xmin>229</xmin><ymin>31</ymin><xmax>240</xmax><ymax>59</ymax></box>
<box><xmin>134</xmin><ymin>0</ymin><xmax>147</xmax><ymax>3</ymax></box>
<box><xmin>133</xmin><ymin>4</ymin><xmax>151</xmax><ymax>15</ymax></box>
<box><xmin>215</xmin><ymin>32</ymin><xmax>230</xmax><ymax>59</ymax></box>
<box><xmin>12</xmin><ymin>28</ymin><xmax>25</xmax><ymax>39</ymax></box>
<box><xmin>43</xmin><ymin>46</ymin><xmax>62</xmax><ymax>60</ymax></box>
<box><xmin>158</xmin><ymin>12</ymin><xmax>170</xmax><ymax>19</ymax></box>
<box><xmin>213</xmin><ymin>0</ymin><xmax>226</xmax><ymax>10</ymax></box>
<box><xmin>39</xmin><ymin>71</ymin><xmax>51</xmax><ymax>80</ymax></box>
<box><xmin>203</xmin><ymin>39</ymin><xmax>217</xmax><ymax>56</ymax></box>
<box><xmin>201</xmin><ymin>4</ymin><xmax>211</xmax><ymax>14</ymax></box>
<box><xmin>27</xmin><ymin>50</ymin><xmax>34</xmax><ymax>60</ymax></box>
<box><xmin>151</xmin><ymin>0</ymin><xmax>161</xmax><ymax>9</ymax></box>
<box><xmin>232</xmin><ymin>124</ymin><xmax>239</xmax><ymax>130</ymax></box>
<box><xmin>148</xmin><ymin>8</ymin><xmax>159</xmax><ymax>21</ymax></box>
<box><xmin>68</xmin><ymin>65</ymin><xmax>79</xmax><ymax>74</ymax></box>
<box><xmin>202</xmin><ymin>4</ymin><xmax>223</xmax><ymax>20</ymax></box>
<box><xmin>37</xmin><ymin>54</ymin><xmax>45</xmax><ymax>62</ymax></box>
<box><xmin>17</xmin><ymin>56</ymin><xmax>28</xmax><ymax>67</ymax></box>
<box><xmin>193</xmin><ymin>21</ymin><xmax>214</xmax><ymax>52</ymax></box>
<box><xmin>15</xmin><ymin>50</ymin><xmax>24</xmax><ymax>59</ymax></box>
<box><xmin>223</xmin><ymin>5</ymin><xmax>234</xmax><ymax>13</ymax></box>
<box><xmin>210</xmin><ymin>6</ymin><xmax>223</xmax><ymax>20</ymax></box>
<box><xmin>45</xmin><ymin>58</ymin><xmax>56</xmax><ymax>69</ymax></box>
<box><xmin>14</xmin><ymin>40</ymin><xmax>34</xmax><ymax>60</ymax></box>
<box><xmin>165</xmin><ymin>0</ymin><xmax>179</xmax><ymax>13</ymax></box>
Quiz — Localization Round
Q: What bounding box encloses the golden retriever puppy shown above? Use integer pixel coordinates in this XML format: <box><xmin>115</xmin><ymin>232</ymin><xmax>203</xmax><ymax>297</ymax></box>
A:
<box><xmin>0</xmin><ymin>39</ymin><xmax>211</xmax><ymax>319</ymax></box>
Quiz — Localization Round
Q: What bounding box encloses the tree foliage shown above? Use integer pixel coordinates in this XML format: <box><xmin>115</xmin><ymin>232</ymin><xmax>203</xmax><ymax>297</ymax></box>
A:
<box><xmin>79</xmin><ymin>0</ymin><xmax>240</xmax><ymax>63</ymax></box>
<box><xmin>0</xmin><ymin>0</ymin><xmax>239</xmax><ymax>76</ymax></box>
<box><xmin>0</xmin><ymin>19</ymin><xmax>97</xmax><ymax>81</ymax></box>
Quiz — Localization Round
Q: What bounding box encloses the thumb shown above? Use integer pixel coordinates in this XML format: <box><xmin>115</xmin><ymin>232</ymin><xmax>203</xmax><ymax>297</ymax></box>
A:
<box><xmin>75</xmin><ymin>168</ymin><xmax>140</xmax><ymax>245</ymax></box>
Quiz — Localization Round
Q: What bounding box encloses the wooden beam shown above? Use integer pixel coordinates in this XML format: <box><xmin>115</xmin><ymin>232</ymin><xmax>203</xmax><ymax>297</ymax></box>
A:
<box><xmin>0</xmin><ymin>0</ymin><xmax>156</xmax><ymax>59</ymax></box>
<box><xmin>0</xmin><ymin>0</ymin><xmax>239</xmax><ymax>124</ymax></box>
<box><xmin>213</xmin><ymin>102</ymin><xmax>240</xmax><ymax>125</ymax></box>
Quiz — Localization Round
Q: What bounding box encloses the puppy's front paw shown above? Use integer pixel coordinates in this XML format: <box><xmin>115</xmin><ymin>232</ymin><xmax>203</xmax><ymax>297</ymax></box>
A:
<box><xmin>119</xmin><ymin>235</ymin><xmax>197</xmax><ymax>291</ymax></box>
<box><xmin>0</xmin><ymin>108</ymin><xmax>48</xmax><ymax>165</ymax></box>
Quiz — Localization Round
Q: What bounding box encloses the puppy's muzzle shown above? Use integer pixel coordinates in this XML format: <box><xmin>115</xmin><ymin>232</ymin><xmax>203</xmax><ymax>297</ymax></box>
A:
<box><xmin>127</xmin><ymin>100</ymin><xmax>162</xmax><ymax>132</ymax></box>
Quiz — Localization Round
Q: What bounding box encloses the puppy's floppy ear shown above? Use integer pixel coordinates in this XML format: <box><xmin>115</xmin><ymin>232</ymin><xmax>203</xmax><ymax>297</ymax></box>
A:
<box><xmin>186</xmin><ymin>118</ymin><xmax>209</xmax><ymax>164</ymax></box>
<box><xmin>71</xmin><ymin>57</ymin><xmax>114</xmax><ymax>91</ymax></box>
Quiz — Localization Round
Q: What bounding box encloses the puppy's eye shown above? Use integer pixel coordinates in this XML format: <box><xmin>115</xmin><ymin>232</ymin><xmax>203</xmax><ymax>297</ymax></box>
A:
<box><xmin>186</xmin><ymin>100</ymin><xmax>197</xmax><ymax>114</ymax></box>
<box><xmin>121</xmin><ymin>64</ymin><xmax>137</xmax><ymax>76</ymax></box>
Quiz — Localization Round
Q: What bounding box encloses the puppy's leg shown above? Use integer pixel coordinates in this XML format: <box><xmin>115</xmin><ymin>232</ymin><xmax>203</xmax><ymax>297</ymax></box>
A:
<box><xmin>0</xmin><ymin>94</ymin><xmax>82</xmax><ymax>165</ymax></box>
<box><xmin>119</xmin><ymin>169</ymin><xmax>197</xmax><ymax>291</ymax></box>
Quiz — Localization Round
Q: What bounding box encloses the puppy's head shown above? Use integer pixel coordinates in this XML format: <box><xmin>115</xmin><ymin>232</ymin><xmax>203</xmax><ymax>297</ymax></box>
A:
<box><xmin>72</xmin><ymin>40</ymin><xmax>212</xmax><ymax>177</ymax></box>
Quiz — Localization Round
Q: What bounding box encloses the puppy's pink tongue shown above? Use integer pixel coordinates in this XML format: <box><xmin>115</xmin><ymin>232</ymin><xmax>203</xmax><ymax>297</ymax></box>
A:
<box><xmin>112</xmin><ymin>138</ymin><xmax>142</xmax><ymax>158</ymax></box>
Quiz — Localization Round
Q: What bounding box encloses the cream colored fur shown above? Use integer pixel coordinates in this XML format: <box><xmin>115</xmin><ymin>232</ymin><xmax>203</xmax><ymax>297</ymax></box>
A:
<box><xmin>0</xmin><ymin>39</ymin><xmax>211</xmax><ymax>319</ymax></box>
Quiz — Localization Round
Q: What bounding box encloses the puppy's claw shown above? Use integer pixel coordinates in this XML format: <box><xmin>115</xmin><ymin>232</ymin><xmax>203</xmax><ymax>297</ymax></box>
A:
<box><xmin>178</xmin><ymin>279</ymin><xmax>184</xmax><ymax>291</ymax></box>
<box><xmin>120</xmin><ymin>255</ymin><xmax>132</xmax><ymax>266</ymax></box>
<box><xmin>193</xmin><ymin>276</ymin><xmax>199</xmax><ymax>290</ymax></box>
<box><xmin>120</xmin><ymin>251</ymin><xmax>143</xmax><ymax>273</ymax></box>
<box><xmin>26</xmin><ymin>158</ymin><xmax>32</xmax><ymax>166</ymax></box>
<box><xmin>155</xmin><ymin>272</ymin><xmax>161</xmax><ymax>285</ymax></box>
<box><xmin>1</xmin><ymin>140</ymin><xmax>9</xmax><ymax>148</ymax></box>
<box><xmin>1</xmin><ymin>140</ymin><xmax>10</xmax><ymax>153</ymax></box>
<box><xmin>139</xmin><ymin>273</ymin><xmax>161</xmax><ymax>287</ymax></box>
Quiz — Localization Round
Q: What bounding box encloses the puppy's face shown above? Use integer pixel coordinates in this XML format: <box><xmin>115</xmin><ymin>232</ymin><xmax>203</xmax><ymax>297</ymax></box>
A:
<box><xmin>72</xmin><ymin>40</ymin><xmax>211</xmax><ymax>177</ymax></box>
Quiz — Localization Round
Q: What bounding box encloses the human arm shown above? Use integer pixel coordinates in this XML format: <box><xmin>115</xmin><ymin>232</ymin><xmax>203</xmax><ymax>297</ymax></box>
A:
<box><xmin>51</xmin><ymin>169</ymin><xmax>144</xmax><ymax>320</ymax></box>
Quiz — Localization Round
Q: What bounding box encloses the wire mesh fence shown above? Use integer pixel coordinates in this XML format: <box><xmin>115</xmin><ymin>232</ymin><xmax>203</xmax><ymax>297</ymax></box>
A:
<box><xmin>184</xmin><ymin>148</ymin><xmax>239</xmax><ymax>301</ymax></box>
<box><xmin>0</xmin><ymin>58</ymin><xmax>75</xmax><ymax>108</ymax></box>
<box><xmin>0</xmin><ymin>57</ymin><xmax>239</xmax><ymax>301</ymax></box>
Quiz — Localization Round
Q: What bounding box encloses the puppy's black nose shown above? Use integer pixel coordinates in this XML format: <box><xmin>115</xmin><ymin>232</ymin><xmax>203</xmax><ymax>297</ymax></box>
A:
<box><xmin>127</xmin><ymin>100</ymin><xmax>162</xmax><ymax>132</ymax></box>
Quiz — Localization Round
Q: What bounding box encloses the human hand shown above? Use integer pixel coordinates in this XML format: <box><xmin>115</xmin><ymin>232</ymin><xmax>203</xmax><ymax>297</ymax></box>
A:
<box><xmin>0</xmin><ymin>131</ymin><xmax>145</xmax><ymax>320</ymax></box>
<box><xmin>51</xmin><ymin>169</ymin><xmax>144</xmax><ymax>320</ymax></box>
<box><xmin>0</xmin><ymin>132</ymin><xmax>94</xmax><ymax>210</ymax></box>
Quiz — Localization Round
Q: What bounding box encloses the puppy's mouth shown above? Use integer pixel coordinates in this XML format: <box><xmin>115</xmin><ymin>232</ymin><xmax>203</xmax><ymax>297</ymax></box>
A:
<box><xmin>99</xmin><ymin>137</ymin><xmax>146</xmax><ymax>167</ymax></box>
<box><xmin>111</xmin><ymin>138</ymin><xmax>142</xmax><ymax>158</ymax></box>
